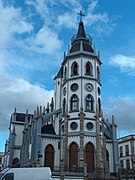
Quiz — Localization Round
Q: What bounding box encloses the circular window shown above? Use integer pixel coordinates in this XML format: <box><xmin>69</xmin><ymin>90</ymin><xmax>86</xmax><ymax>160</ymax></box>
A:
<box><xmin>71</xmin><ymin>83</ymin><xmax>78</xmax><ymax>92</ymax></box>
<box><xmin>86</xmin><ymin>122</ymin><xmax>93</xmax><ymax>131</ymax></box>
<box><xmin>70</xmin><ymin>122</ymin><xmax>78</xmax><ymax>130</ymax></box>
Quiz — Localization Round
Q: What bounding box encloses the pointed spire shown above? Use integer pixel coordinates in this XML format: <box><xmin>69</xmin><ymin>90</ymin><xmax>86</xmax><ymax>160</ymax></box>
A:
<box><xmin>76</xmin><ymin>21</ymin><xmax>86</xmax><ymax>38</ymax></box>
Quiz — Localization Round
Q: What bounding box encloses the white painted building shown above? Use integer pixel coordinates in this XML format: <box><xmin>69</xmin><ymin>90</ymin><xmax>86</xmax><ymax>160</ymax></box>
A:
<box><xmin>3</xmin><ymin>18</ymin><xmax>119</xmax><ymax>179</ymax></box>
<box><xmin>118</xmin><ymin>134</ymin><xmax>135</xmax><ymax>170</ymax></box>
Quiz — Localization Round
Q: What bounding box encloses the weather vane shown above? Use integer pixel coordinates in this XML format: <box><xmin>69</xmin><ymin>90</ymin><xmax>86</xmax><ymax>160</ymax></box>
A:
<box><xmin>77</xmin><ymin>10</ymin><xmax>85</xmax><ymax>22</ymax></box>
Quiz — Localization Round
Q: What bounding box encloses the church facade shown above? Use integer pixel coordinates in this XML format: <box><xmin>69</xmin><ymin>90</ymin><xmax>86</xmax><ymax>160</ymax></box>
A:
<box><xmin>3</xmin><ymin>19</ymin><xmax>119</xmax><ymax>179</ymax></box>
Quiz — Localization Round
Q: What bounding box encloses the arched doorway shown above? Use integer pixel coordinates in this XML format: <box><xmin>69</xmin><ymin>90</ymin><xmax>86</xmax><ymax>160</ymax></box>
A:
<box><xmin>69</xmin><ymin>142</ymin><xmax>78</xmax><ymax>172</ymax></box>
<box><xmin>44</xmin><ymin>144</ymin><xmax>54</xmax><ymax>171</ymax></box>
<box><xmin>12</xmin><ymin>157</ymin><xmax>20</xmax><ymax>167</ymax></box>
<box><xmin>85</xmin><ymin>142</ymin><xmax>94</xmax><ymax>172</ymax></box>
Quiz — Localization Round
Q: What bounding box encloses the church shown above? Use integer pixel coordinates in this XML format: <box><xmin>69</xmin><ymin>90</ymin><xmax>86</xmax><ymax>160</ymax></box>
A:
<box><xmin>3</xmin><ymin>14</ymin><xmax>119</xmax><ymax>179</ymax></box>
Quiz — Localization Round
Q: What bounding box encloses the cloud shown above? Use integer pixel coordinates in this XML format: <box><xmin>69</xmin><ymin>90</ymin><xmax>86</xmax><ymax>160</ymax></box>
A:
<box><xmin>110</xmin><ymin>54</ymin><xmax>135</xmax><ymax>76</ymax></box>
<box><xmin>103</xmin><ymin>96</ymin><xmax>135</xmax><ymax>137</ymax></box>
<box><xmin>57</xmin><ymin>12</ymin><xmax>77</xmax><ymax>29</ymax></box>
<box><xmin>0</xmin><ymin>2</ymin><xmax>33</xmax><ymax>50</ymax></box>
<box><xmin>24</xmin><ymin>27</ymin><xmax>62</xmax><ymax>54</ymax></box>
<box><xmin>0</xmin><ymin>76</ymin><xmax>54</xmax><ymax>132</ymax></box>
<box><xmin>84</xmin><ymin>0</ymin><xmax>117</xmax><ymax>35</ymax></box>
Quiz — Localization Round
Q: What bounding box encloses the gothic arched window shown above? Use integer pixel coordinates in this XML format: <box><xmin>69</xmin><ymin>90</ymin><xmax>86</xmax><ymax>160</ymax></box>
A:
<box><xmin>71</xmin><ymin>94</ymin><xmax>79</xmax><ymax>111</ymax></box>
<box><xmin>97</xmin><ymin>66</ymin><xmax>100</xmax><ymax>80</ymax></box>
<box><xmin>63</xmin><ymin>98</ymin><xmax>66</xmax><ymax>115</ymax></box>
<box><xmin>98</xmin><ymin>98</ymin><xmax>101</xmax><ymax>114</ymax></box>
<box><xmin>64</xmin><ymin>66</ymin><xmax>67</xmax><ymax>80</ymax></box>
<box><xmin>71</xmin><ymin>62</ymin><xmax>78</xmax><ymax>76</ymax></box>
<box><xmin>85</xmin><ymin>94</ymin><xmax>94</xmax><ymax>112</ymax></box>
<box><xmin>86</xmin><ymin>62</ymin><xmax>93</xmax><ymax>75</ymax></box>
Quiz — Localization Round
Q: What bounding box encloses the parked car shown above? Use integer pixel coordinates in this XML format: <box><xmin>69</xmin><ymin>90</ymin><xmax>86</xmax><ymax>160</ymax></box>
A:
<box><xmin>0</xmin><ymin>167</ymin><xmax>52</xmax><ymax>180</ymax></box>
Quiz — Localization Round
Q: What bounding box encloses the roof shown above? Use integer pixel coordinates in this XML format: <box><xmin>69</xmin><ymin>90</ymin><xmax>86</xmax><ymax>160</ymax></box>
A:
<box><xmin>70</xmin><ymin>21</ymin><xmax>94</xmax><ymax>53</ymax></box>
<box><xmin>76</xmin><ymin>21</ymin><xmax>86</xmax><ymax>38</ymax></box>
<box><xmin>41</xmin><ymin>124</ymin><xmax>56</xmax><ymax>135</ymax></box>
<box><xmin>54</xmin><ymin>66</ymin><xmax>63</xmax><ymax>79</ymax></box>
<box><xmin>118</xmin><ymin>134</ymin><xmax>135</xmax><ymax>143</ymax></box>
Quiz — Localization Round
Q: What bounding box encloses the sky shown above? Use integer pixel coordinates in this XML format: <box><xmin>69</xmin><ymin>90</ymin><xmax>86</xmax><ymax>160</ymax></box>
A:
<box><xmin>0</xmin><ymin>0</ymin><xmax>135</xmax><ymax>152</ymax></box>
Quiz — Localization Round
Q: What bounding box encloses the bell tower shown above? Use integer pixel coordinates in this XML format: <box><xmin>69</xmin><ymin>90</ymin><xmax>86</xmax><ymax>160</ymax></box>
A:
<box><xmin>54</xmin><ymin>11</ymin><xmax>103</xmax><ymax>174</ymax></box>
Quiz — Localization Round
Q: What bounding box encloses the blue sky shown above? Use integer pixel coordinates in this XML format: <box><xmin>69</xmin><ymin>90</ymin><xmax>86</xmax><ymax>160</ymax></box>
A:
<box><xmin>0</xmin><ymin>0</ymin><xmax>135</xmax><ymax>152</ymax></box>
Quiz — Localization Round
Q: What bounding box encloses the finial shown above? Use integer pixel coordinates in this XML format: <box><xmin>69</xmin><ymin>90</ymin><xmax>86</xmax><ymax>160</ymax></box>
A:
<box><xmin>26</xmin><ymin>109</ymin><xmax>28</xmax><ymax>115</ymax></box>
<box><xmin>77</xmin><ymin>10</ymin><xmax>85</xmax><ymax>22</ymax></box>
<box><xmin>98</xmin><ymin>50</ymin><xmax>100</xmax><ymax>59</ymax></box>
<box><xmin>37</xmin><ymin>106</ymin><xmax>39</xmax><ymax>116</ymax></box>
<box><xmin>14</xmin><ymin>107</ymin><xmax>16</xmax><ymax>114</ymax></box>
<box><xmin>43</xmin><ymin>107</ymin><xmax>46</xmax><ymax>115</ymax></box>
<box><xmin>112</xmin><ymin>115</ymin><xmax>115</xmax><ymax>124</ymax></box>
<box><xmin>64</xmin><ymin>51</ymin><xmax>66</xmax><ymax>59</ymax></box>
<box><xmin>50</xmin><ymin>97</ymin><xmax>54</xmax><ymax>111</ymax></box>
<box><xmin>68</xmin><ymin>44</ymin><xmax>70</xmax><ymax>53</ymax></box>
<box><xmin>34</xmin><ymin>109</ymin><xmax>36</xmax><ymax>117</ymax></box>
<box><xmin>40</xmin><ymin>106</ymin><xmax>42</xmax><ymax>115</ymax></box>
<box><xmin>94</xmin><ymin>44</ymin><xmax>96</xmax><ymax>54</ymax></box>
<box><xmin>46</xmin><ymin>102</ymin><xmax>49</xmax><ymax>113</ymax></box>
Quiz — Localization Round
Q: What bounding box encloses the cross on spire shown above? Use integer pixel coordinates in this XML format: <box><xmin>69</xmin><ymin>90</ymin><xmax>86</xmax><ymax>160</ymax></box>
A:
<box><xmin>77</xmin><ymin>10</ymin><xmax>85</xmax><ymax>22</ymax></box>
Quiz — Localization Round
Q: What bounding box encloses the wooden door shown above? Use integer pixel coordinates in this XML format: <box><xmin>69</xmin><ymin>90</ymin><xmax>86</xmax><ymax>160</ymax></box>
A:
<box><xmin>85</xmin><ymin>142</ymin><xmax>94</xmax><ymax>172</ymax></box>
<box><xmin>44</xmin><ymin>144</ymin><xmax>54</xmax><ymax>171</ymax></box>
<box><xmin>69</xmin><ymin>142</ymin><xmax>78</xmax><ymax>171</ymax></box>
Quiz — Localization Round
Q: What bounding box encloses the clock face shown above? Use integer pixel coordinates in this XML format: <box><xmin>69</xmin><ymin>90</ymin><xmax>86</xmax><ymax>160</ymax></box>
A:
<box><xmin>71</xmin><ymin>83</ymin><xmax>78</xmax><ymax>92</ymax></box>
<box><xmin>63</xmin><ymin>87</ymin><xmax>66</xmax><ymax>96</ymax></box>
<box><xmin>85</xmin><ymin>83</ymin><xmax>93</xmax><ymax>92</ymax></box>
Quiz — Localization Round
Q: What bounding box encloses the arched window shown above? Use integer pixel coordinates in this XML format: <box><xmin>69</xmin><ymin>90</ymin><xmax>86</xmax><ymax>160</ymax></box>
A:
<box><xmin>85</xmin><ymin>94</ymin><xmax>94</xmax><ymax>111</ymax></box>
<box><xmin>85</xmin><ymin>62</ymin><xmax>93</xmax><ymax>75</ymax></box>
<box><xmin>69</xmin><ymin>142</ymin><xmax>78</xmax><ymax>172</ymax></box>
<box><xmin>64</xmin><ymin>66</ymin><xmax>67</xmax><ymax>80</ymax></box>
<box><xmin>12</xmin><ymin>157</ymin><xmax>19</xmax><ymax>166</ymax></box>
<box><xmin>106</xmin><ymin>149</ymin><xmax>109</xmax><ymax>169</ymax></box>
<box><xmin>98</xmin><ymin>98</ymin><xmax>101</xmax><ymax>114</ymax></box>
<box><xmin>71</xmin><ymin>94</ymin><xmax>78</xmax><ymax>111</ymax></box>
<box><xmin>85</xmin><ymin>142</ymin><xmax>94</xmax><ymax>172</ymax></box>
<box><xmin>97</xmin><ymin>66</ymin><xmax>100</xmax><ymax>80</ymax></box>
<box><xmin>63</xmin><ymin>98</ymin><xmax>66</xmax><ymax>115</ymax></box>
<box><xmin>44</xmin><ymin>144</ymin><xmax>54</xmax><ymax>171</ymax></box>
<box><xmin>71</xmin><ymin>62</ymin><xmax>78</xmax><ymax>76</ymax></box>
